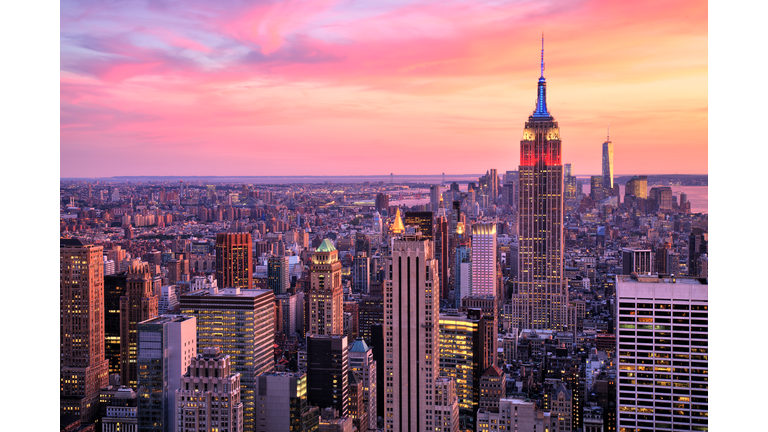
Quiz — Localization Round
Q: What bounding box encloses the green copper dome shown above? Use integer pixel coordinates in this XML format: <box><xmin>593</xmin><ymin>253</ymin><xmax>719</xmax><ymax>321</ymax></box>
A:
<box><xmin>316</xmin><ymin>238</ymin><xmax>336</xmax><ymax>253</ymax></box>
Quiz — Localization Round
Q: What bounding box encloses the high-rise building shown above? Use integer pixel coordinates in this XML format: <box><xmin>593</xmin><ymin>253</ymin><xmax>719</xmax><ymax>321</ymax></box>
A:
<box><xmin>308</xmin><ymin>239</ymin><xmax>344</xmax><ymax>336</ymax></box>
<box><xmin>104</xmin><ymin>273</ymin><xmax>128</xmax><ymax>375</ymax></box>
<box><xmin>438</xmin><ymin>310</ymin><xmax>496</xmax><ymax>415</ymax></box>
<box><xmin>470</xmin><ymin>223</ymin><xmax>497</xmax><ymax>298</ymax></box>
<box><xmin>404</xmin><ymin>211</ymin><xmax>433</xmax><ymax>240</ymax></box>
<box><xmin>254</xmin><ymin>371</ymin><xmax>319</xmax><ymax>432</ymax></box>
<box><xmin>215</xmin><ymin>233</ymin><xmax>253</xmax><ymax>290</ymax></box>
<box><xmin>430</xmin><ymin>185</ymin><xmax>441</xmax><ymax>213</ymax></box>
<box><xmin>602</xmin><ymin>130</ymin><xmax>614</xmax><ymax>190</ymax></box>
<box><xmin>348</xmin><ymin>337</ymin><xmax>377</xmax><ymax>431</ymax></box>
<box><xmin>590</xmin><ymin>175</ymin><xmax>604</xmax><ymax>202</ymax></box>
<box><xmin>385</xmin><ymin>230</ymin><xmax>454</xmax><ymax>431</ymax></box>
<box><xmin>102</xmin><ymin>387</ymin><xmax>138</xmax><ymax>432</ymax></box>
<box><xmin>181</xmin><ymin>287</ymin><xmax>276</xmax><ymax>432</ymax></box>
<box><xmin>488</xmin><ymin>168</ymin><xmax>499</xmax><ymax>203</ymax></box>
<box><xmin>121</xmin><ymin>261</ymin><xmax>159</xmax><ymax>388</ymax></box>
<box><xmin>689</xmin><ymin>228</ymin><xmax>708</xmax><ymax>277</ymax></box>
<box><xmin>432</xmin><ymin>377</ymin><xmax>460</xmax><ymax>432</ymax></box>
<box><xmin>352</xmin><ymin>253</ymin><xmax>371</xmax><ymax>294</ymax></box>
<box><xmin>275</xmin><ymin>293</ymin><xmax>298</xmax><ymax>337</ymax></box>
<box><xmin>477</xmin><ymin>398</ymin><xmax>560</xmax><ymax>432</ymax></box>
<box><xmin>512</xmin><ymin>40</ymin><xmax>568</xmax><ymax>331</ymax></box>
<box><xmin>434</xmin><ymin>214</ymin><xmax>451</xmax><ymax>301</ymax></box>
<box><xmin>454</xmin><ymin>235</ymin><xmax>471</xmax><ymax>309</ymax></box>
<box><xmin>624</xmin><ymin>175</ymin><xmax>648</xmax><ymax>199</ymax></box>
<box><xmin>268</xmin><ymin>256</ymin><xmax>290</xmax><ymax>296</ymax></box>
<box><xmin>615</xmin><ymin>275</ymin><xmax>708</xmax><ymax>432</ymax></box>
<box><xmin>177</xmin><ymin>346</ymin><xmax>244</xmax><ymax>432</ymax></box>
<box><xmin>306</xmin><ymin>334</ymin><xmax>349</xmax><ymax>416</ymax></box>
<box><xmin>137</xmin><ymin>315</ymin><xmax>197</xmax><ymax>432</ymax></box>
<box><xmin>375</xmin><ymin>193</ymin><xmax>389</xmax><ymax>212</ymax></box>
<box><xmin>621</xmin><ymin>249</ymin><xmax>653</xmax><ymax>275</ymax></box>
<box><xmin>60</xmin><ymin>238</ymin><xmax>110</xmax><ymax>422</ymax></box>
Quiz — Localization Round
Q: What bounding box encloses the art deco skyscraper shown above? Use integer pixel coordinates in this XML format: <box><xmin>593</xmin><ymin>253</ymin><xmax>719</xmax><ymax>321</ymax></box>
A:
<box><xmin>512</xmin><ymin>39</ymin><xmax>568</xmax><ymax>331</ymax></box>
<box><xmin>215</xmin><ymin>233</ymin><xmax>253</xmax><ymax>290</ymax></box>
<box><xmin>60</xmin><ymin>238</ymin><xmax>109</xmax><ymax>422</ymax></box>
<box><xmin>120</xmin><ymin>261</ymin><xmax>159</xmax><ymax>388</ymax></box>
<box><xmin>308</xmin><ymin>239</ymin><xmax>344</xmax><ymax>335</ymax></box>
<box><xmin>385</xmin><ymin>230</ymin><xmax>457</xmax><ymax>431</ymax></box>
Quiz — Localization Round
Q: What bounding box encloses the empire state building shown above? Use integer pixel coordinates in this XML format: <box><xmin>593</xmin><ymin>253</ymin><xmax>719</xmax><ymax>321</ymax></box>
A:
<box><xmin>511</xmin><ymin>38</ymin><xmax>568</xmax><ymax>330</ymax></box>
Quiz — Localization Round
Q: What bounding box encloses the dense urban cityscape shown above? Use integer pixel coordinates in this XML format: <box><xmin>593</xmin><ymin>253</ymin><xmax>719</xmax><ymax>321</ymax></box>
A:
<box><xmin>58</xmin><ymin>47</ymin><xmax>709</xmax><ymax>432</ymax></box>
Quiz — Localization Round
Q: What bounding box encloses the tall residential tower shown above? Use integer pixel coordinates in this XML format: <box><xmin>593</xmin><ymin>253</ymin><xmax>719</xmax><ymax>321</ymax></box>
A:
<box><xmin>512</xmin><ymin>38</ymin><xmax>568</xmax><ymax>330</ymax></box>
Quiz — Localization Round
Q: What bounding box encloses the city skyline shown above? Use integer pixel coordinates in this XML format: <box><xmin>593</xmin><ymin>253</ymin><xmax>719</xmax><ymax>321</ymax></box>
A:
<box><xmin>61</xmin><ymin>0</ymin><xmax>707</xmax><ymax>178</ymax></box>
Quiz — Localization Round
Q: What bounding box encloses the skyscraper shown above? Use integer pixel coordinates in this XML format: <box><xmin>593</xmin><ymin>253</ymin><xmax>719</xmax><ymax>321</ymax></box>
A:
<box><xmin>308</xmin><ymin>239</ymin><xmax>344</xmax><ymax>336</ymax></box>
<box><xmin>470</xmin><ymin>223</ymin><xmax>497</xmax><ymax>298</ymax></box>
<box><xmin>306</xmin><ymin>335</ymin><xmax>349</xmax><ymax>416</ymax></box>
<box><xmin>615</xmin><ymin>275</ymin><xmax>708</xmax><ymax>432</ymax></box>
<box><xmin>180</xmin><ymin>287</ymin><xmax>275</xmax><ymax>432</ymax></box>
<box><xmin>385</xmin><ymin>230</ymin><xmax>456</xmax><ymax>431</ymax></box>
<box><xmin>177</xmin><ymin>346</ymin><xmax>244</xmax><ymax>432</ymax></box>
<box><xmin>349</xmin><ymin>337</ymin><xmax>377</xmax><ymax>431</ymax></box>
<box><xmin>121</xmin><ymin>261</ymin><xmax>159</xmax><ymax>388</ymax></box>
<box><xmin>137</xmin><ymin>315</ymin><xmax>197</xmax><ymax>432</ymax></box>
<box><xmin>60</xmin><ymin>238</ymin><xmax>109</xmax><ymax>422</ymax></box>
<box><xmin>267</xmin><ymin>255</ymin><xmax>290</xmax><ymax>296</ymax></box>
<box><xmin>602</xmin><ymin>127</ymin><xmax>614</xmax><ymax>191</ymax></box>
<box><xmin>215</xmin><ymin>233</ymin><xmax>253</xmax><ymax>290</ymax></box>
<box><xmin>512</xmin><ymin>39</ymin><xmax>568</xmax><ymax>331</ymax></box>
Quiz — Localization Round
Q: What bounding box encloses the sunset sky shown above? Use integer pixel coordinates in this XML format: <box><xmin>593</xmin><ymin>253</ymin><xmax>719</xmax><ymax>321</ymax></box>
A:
<box><xmin>60</xmin><ymin>0</ymin><xmax>707</xmax><ymax>178</ymax></box>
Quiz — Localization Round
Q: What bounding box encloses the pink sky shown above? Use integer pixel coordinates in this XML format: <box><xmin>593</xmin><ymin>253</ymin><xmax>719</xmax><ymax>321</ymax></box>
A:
<box><xmin>60</xmin><ymin>0</ymin><xmax>707</xmax><ymax>178</ymax></box>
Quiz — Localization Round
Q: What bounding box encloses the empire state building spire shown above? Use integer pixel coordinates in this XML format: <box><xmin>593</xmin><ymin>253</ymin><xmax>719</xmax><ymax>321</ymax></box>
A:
<box><xmin>532</xmin><ymin>33</ymin><xmax>551</xmax><ymax>119</ymax></box>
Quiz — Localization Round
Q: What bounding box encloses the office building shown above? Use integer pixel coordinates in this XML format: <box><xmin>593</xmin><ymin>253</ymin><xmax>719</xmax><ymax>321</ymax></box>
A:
<box><xmin>352</xmin><ymin>253</ymin><xmax>371</xmax><ymax>294</ymax></box>
<box><xmin>430</xmin><ymin>185</ymin><xmax>441</xmax><ymax>213</ymax></box>
<box><xmin>275</xmin><ymin>293</ymin><xmax>298</xmax><ymax>338</ymax></box>
<box><xmin>624</xmin><ymin>175</ymin><xmax>648</xmax><ymax>199</ymax></box>
<box><xmin>375</xmin><ymin>193</ymin><xmax>389</xmax><ymax>212</ymax></box>
<box><xmin>104</xmin><ymin>273</ymin><xmax>128</xmax><ymax>375</ymax></box>
<box><xmin>590</xmin><ymin>176</ymin><xmax>604</xmax><ymax>202</ymax></box>
<box><xmin>512</xmin><ymin>40</ymin><xmax>568</xmax><ymax>331</ymax></box>
<box><xmin>306</xmin><ymin>335</ymin><xmax>349</xmax><ymax>416</ymax></box>
<box><xmin>432</xmin><ymin>377</ymin><xmax>460</xmax><ymax>432</ymax></box>
<box><xmin>622</xmin><ymin>249</ymin><xmax>653</xmax><ymax>275</ymax></box>
<box><xmin>268</xmin><ymin>256</ymin><xmax>290</xmax><ymax>296</ymax></box>
<box><xmin>177</xmin><ymin>347</ymin><xmax>244</xmax><ymax>432</ymax></box>
<box><xmin>137</xmin><ymin>315</ymin><xmax>197</xmax><ymax>432</ymax></box>
<box><xmin>602</xmin><ymin>131</ymin><xmax>614</xmax><ymax>191</ymax></box>
<box><xmin>254</xmin><ymin>371</ymin><xmax>319</xmax><ymax>432</ymax></box>
<box><xmin>404</xmin><ymin>211</ymin><xmax>434</xmax><ymax>240</ymax></box>
<box><xmin>434</xmin><ymin>214</ymin><xmax>451</xmax><ymax>301</ymax></box>
<box><xmin>348</xmin><ymin>337</ymin><xmax>377</xmax><ymax>431</ymax></box>
<box><xmin>470</xmin><ymin>223</ymin><xmax>497</xmax><ymax>298</ymax></box>
<box><xmin>308</xmin><ymin>239</ymin><xmax>344</xmax><ymax>336</ymax></box>
<box><xmin>181</xmin><ymin>287</ymin><xmax>276</xmax><ymax>432</ymax></box>
<box><xmin>477</xmin><ymin>398</ymin><xmax>559</xmax><ymax>432</ymax></box>
<box><xmin>385</xmin><ymin>230</ymin><xmax>454</xmax><ymax>431</ymax></box>
<box><xmin>688</xmin><ymin>228</ymin><xmax>708</xmax><ymax>277</ymax></box>
<box><xmin>60</xmin><ymin>238</ymin><xmax>110</xmax><ymax>422</ymax></box>
<box><xmin>215</xmin><ymin>233</ymin><xmax>253</xmax><ymax>290</ymax></box>
<box><xmin>616</xmin><ymin>275</ymin><xmax>708</xmax><ymax>432</ymax></box>
<box><xmin>102</xmin><ymin>387</ymin><xmax>138</xmax><ymax>432</ymax></box>
<box><xmin>478</xmin><ymin>365</ymin><xmax>506</xmax><ymax>412</ymax></box>
<box><xmin>159</xmin><ymin>285</ymin><xmax>179</xmax><ymax>314</ymax></box>
<box><xmin>121</xmin><ymin>261</ymin><xmax>159</xmax><ymax>388</ymax></box>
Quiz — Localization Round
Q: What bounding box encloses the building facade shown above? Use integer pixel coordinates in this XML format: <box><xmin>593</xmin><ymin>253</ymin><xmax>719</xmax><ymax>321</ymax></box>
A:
<box><xmin>181</xmin><ymin>287</ymin><xmax>275</xmax><ymax>432</ymax></box>
<box><xmin>512</xmin><ymin>41</ymin><xmax>568</xmax><ymax>331</ymax></box>
<box><xmin>470</xmin><ymin>223</ymin><xmax>497</xmax><ymax>298</ymax></box>
<box><xmin>136</xmin><ymin>315</ymin><xmax>197</xmax><ymax>432</ymax></box>
<box><xmin>177</xmin><ymin>346</ymin><xmax>244</xmax><ymax>432</ymax></box>
<box><xmin>215</xmin><ymin>233</ymin><xmax>253</xmax><ymax>290</ymax></box>
<box><xmin>60</xmin><ymin>238</ymin><xmax>110</xmax><ymax>422</ymax></box>
<box><xmin>120</xmin><ymin>261</ymin><xmax>159</xmax><ymax>388</ymax></box>
<box><xmin>616</xmin><ymin>275</ymin><xmax>708</xmax><ymax>432</ymax></box>
<box><xmin>308</xmin><ymin>239</ymin><xmax>344</xmax><ymax>336</ymax></box>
